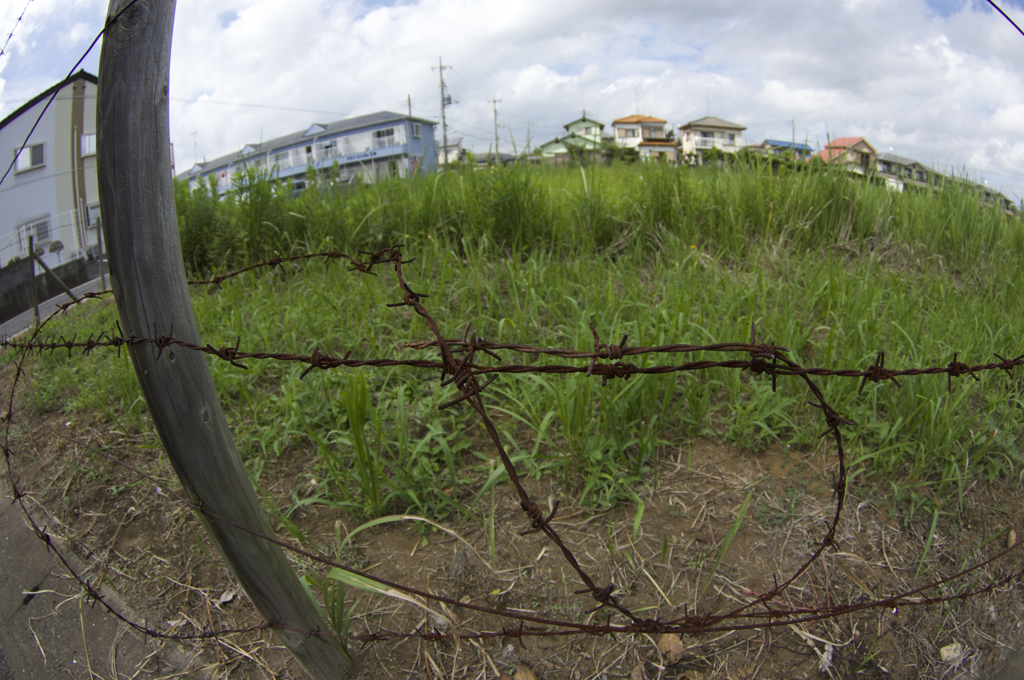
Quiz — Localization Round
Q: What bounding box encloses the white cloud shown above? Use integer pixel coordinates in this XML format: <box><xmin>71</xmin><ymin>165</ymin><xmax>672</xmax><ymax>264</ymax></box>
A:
<box><xmin>2</xmin><ymin>0</ymin><xmax>1024</xmax><ymax>200</ymax></box>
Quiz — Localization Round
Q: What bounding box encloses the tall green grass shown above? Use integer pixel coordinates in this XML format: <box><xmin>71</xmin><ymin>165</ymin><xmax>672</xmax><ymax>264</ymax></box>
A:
<box><xmin>10</xmin><ymin>161</ymin><xmax>1022</xmax><ymax>524</ymax></box>
<box><xmin>175</xmin><ymin>159</ymin><xmax>1024</xmax><ymax>282</ymax></box>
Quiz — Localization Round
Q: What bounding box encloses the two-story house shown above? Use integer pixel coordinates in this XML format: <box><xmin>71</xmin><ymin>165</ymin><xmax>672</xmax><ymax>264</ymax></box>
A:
<box><xmin>179</xmin><ymin>111</ymin><xmax>438</xmax><ymax>194</ymax></box>
<box><xmin>814</xmin><ymin>137</ymin><xmax>877</xmax><ymax>174</ymax></box>
<box><xmin>876</xmin><ymin>152</ymin><xmax>933</xmax><ymax>187</ymax></box>
<box><xmin>678</xmin><ymin>116</ymin><xmax>747</xmax><ymax>164</ymax></box>
<box><xmin>536</xmin><ymin>114</ymin><xmax>606</xmax><ymax>165</ymax></box>
<box><xmin>611</xmin><ymin>115</ymin><xmax>677</xmax><ymax>163</ymax></box>
<box><xmin>0</xmin><ymin>70</ymin><xmax>101</xmax><ymax>269</ymax></box>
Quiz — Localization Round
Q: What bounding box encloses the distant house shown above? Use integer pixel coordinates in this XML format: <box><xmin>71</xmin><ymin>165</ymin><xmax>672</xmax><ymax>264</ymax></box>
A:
<box><xmin>814</xmin><ymin>137</ymin><xmax>877</xmax><ymax>174</ymax></box>
<box><xmin>179</xmin><ymin>111</ymin><xmax>437</xmax><ymax>193</ymax></box>
<box><xmin>612</xmin><ymin>115</ymin><xmax>677</xmax><ymax>163</ymax></box>
<box><xmin>678</xmin><ymin>116</ymin><xmax>746</xmax><ymax>163</ymax></box>
<box><xmin>438</xmin><ymin>137</ymin><xmax>465</xmax><ymax>166</ymax></box>
<box><xmin>0</xmin><ymin>70</ymin><xmax>101</xmax><ymax>269</ymax></box>
<box><xmin>470</xmin><ymin>150</ymin><xmax>517</xmax><ymax>166</ymax></box>
<box><xmin>875</xmin><ymin>152</ymin><xmax>934</xmax><ymax>191</ymax></box>
<box><xmin>951</xmin><ymin>177</ymin><xmax>1017</xmax><ymax>214</ymax></box>
<box><xmin>759</xmin><ymin>139</ymin><xmax>815</xmax><ymax>161</ymax></box>
<box><xmin>536</xmin><ymin>114</ymin><xmax>606</xmax><ymax>165</ymax></box>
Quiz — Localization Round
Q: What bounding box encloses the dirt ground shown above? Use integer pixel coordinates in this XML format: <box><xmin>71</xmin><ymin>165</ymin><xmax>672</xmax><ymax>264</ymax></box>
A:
<box><xmin>3</xmin><ymin>362</ymin><xmax>1023</xmax><ymax>680</ymax></box>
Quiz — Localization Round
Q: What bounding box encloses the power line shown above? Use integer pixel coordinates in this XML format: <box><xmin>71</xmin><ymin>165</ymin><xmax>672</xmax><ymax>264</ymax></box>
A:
<box><xmin>448</xmin><ymin>67</ymin><xmax>489</xmax><ymax>101</ymax></box>
<box><xmin>0</xmin><ymin>0</ymin><xmax>33</xmax><ymax>61</ymax></box>
<box><xmin>170</xmin><ymin>98</ymin><xmax>352</xmax><ymax>117</ymax></box>
<box><xmin>449</xmin><ymin>128</ymin><xmax>499</xmax><ymax>143</ymax></box>
<box><xmin>447</xmin><ymin>119</ymin><xmax>495</xmax><ymax>136</ymax></box>
<box><xmin>0</xmin><ymin>0</ymin><xmax>142</xmax><ymax>190</ymax></box>
<box><xmin>987</xmin><ymin>0</ymin><xmax>1024</xmax><ymax>37</ymax></box>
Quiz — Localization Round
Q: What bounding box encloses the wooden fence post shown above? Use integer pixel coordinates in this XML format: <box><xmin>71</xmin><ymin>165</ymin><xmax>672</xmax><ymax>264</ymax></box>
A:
<box><xmin>96</xmin><ymin>1</ymin><xmax>353</xmax><ymax>677</ymax></box>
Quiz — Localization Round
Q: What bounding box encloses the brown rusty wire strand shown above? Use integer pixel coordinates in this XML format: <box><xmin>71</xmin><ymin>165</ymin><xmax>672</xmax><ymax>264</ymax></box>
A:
<box><xmin>3</xmin><ymin>245</ymin><xmax>1023</xmax><ymax>649</ymax></box>
<box><xmin>6</xmin><ymin>418</ymin><xmax>1022</xmax><ymax>645</ymax></box>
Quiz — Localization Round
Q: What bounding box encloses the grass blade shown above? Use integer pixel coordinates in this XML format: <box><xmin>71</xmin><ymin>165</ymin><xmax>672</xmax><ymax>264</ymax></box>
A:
<box><xmin>699</xmin><ymin>489</ymin><xmax>753</xmax><ymax>600</ymax></box>
<box><xmin>915</xmin><ymin>507</ymin><xmax>941</xmax><ymax>579</ymax></box>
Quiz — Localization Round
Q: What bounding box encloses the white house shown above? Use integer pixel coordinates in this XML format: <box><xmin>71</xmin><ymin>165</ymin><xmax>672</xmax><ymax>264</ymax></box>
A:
<box><xmin>0</xmin><ymin>70</ymin><xmax>101</xmax><ymax>269</ymax></box>
<box><xmin>611</xmin><ymin>115</ymin><xmax>677</xmax><ymax>162</ymax></box>
<box><xmin>678</xmin><ymin>116</ymin><xmax>747</xmax><ymax>163</ymax></box>
<box><xmin>438</xmin><ymin>137</ymin><xmax>464</xmax><ymax>166</ymax></box>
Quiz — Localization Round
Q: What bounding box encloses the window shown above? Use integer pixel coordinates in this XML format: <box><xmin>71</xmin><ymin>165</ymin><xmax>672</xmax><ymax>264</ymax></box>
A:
<box><xmin>87</xmin><ymin>204</ymin><xmax>102</xmax><ymax>228</ymax></box>
<box><xmin>727</xmin><ymin>133</ymin><xmax>736</xmax><ymax>143</ymax></box>
<box><xmin>321</xmin><ymin>140</ymin><xmax>337</xmax><ymax>157</ymax></box>
<box><xmin>412</xmin><ymin>123</ymin><xmax>422</xmax><ymax>138</ymax></box>
<box><xmin>18</xmin><ymin>217</ymin><xmax>50</xmax><ymax>253</ymax></box>
<box><xmin>14</xmin><ymin>142</ymin><xmax>45</xmax><ymax>172</ymax></box>
<box><xmin>624</xmin><ymin>128</ymin><xmax>638</xmax><ymax>138</ymax></box>
<box><xmin>373</xmin><ymin>127</ymin><xmax>396</xmax><ymax>149</ymax></box>
<box><xmin>80</xmin><ymin>134</ymin><xmax>97</xmax><ymax>157</ymax></box>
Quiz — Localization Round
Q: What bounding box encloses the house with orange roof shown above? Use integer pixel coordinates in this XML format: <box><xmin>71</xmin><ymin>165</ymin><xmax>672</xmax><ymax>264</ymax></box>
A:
<box><xmin>678</xmin><ymin>116</ymin><xmax>746</xmax><ymax>164</ymax></box>
<box><xmin>814</xmin><ymin>137</ymin><xmax>877</xmax><ymax>174</ymax></box>
<box><xmin>612</xmin><ymin>115</ymin><xmax>677</xmax><ymax>163</ymax></box>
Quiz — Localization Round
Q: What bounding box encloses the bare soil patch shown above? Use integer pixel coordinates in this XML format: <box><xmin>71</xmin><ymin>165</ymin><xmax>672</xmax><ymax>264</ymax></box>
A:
<box><xmin>3</xmin><ymin>359</ymin><xmax>1022</xmax><ymax>680</ymax></box>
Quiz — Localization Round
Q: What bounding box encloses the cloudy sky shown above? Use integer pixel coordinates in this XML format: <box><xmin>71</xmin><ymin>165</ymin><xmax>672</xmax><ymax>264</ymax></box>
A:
<box><xmin>2</xmin><ymin>0</ymin><xmax>1023</xmax><ymax>202</ymax></box>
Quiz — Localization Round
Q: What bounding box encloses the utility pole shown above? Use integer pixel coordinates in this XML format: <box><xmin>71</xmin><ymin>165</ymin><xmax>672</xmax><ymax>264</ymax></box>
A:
<box><xmin>407</xmin><ymin>94</ymin><xmax>411</xmax><ymax>117</ymax></box>
<box><xmin>433</xmin><ymin>56</ymin><xmax>452</xmax><ymax>172</ymax></box>
<box><xmin>526</xmin><ymin>120</ymin><xmax>531</xmax><ymax>154</ymax></box>
<box><xmin>489</xmin><ymin>93</ymin><xmax>502</xmax><ymax>162</ymax></box>
<box><xmin>792</xmin><ymin>119</ymin><xmax>796</xmax><ymax>151</ymax></box>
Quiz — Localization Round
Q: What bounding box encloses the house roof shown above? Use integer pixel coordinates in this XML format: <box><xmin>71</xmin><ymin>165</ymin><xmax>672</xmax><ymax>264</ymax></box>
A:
<box><xmin>762</xmin><ymin>139</ymin><xmax>814</xmax><ymax>152</ymax></box>
<box><xmin>814</xmin><ymin>137</ymin><xmax>877</xmax><ymax>162</ymax></box>
<box><xmin>613</xmin><ymin>115</ymin><xmax>667</xmax><ymax>125</ymax></box>
<box><xmin>563</xmin><ymin>116</ymin><xmax>604</xmax><ymax>131</ymax></box>
<box><xmin>0</xmin><ymin>70</ymin><xmax>97</xmax><ymax>134</ymax></box>
<box><xmin>680</xmin><ymin>116</ymin><xmax>746</xmax><ymax>131</ymax></box>
<box><xmin>815</xmin><ymin>147</ymin><xmax>846</xmax><ymax>162</ymax></box>
<box><xmin>877</xmin><ymin>152</ymin><xmax>919</xmax><ymax>167</ymax></box>
<box><xmin>184</xmin><ymin>110</ymin><xmax>436</xmax><ymax>176</ymax></box>
<box><xmin>441</xmin><ymin>137</ymin><xmax>463</xmax><ymax>149</ymax></box>
<box><xmin>825</xmin><ymin>137</ymin><xmax>866</xmax><ymax>149</ymax></box>
<box><xmin>560</xmin><ymin>132</ymin><xmax>602</xmax><ymax>147</ymax></box>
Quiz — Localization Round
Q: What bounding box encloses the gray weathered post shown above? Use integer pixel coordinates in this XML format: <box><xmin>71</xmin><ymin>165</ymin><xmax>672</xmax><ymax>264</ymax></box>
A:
<box><xmin>96</xmin><ymin>1</ymin><xmax>353</xmax><ymax>677</ymax></box>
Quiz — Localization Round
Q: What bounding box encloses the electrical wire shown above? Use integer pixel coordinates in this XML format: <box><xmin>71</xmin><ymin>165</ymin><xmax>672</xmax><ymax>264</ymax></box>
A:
<box><xmin>987</xmin><ymin>0</ymin><xmax>1024</xmax><ymax>37</ymax></box>
<box><xmin>0</xmin><ymin>0</ymin><xmax>33</xmax><ymax>61</ymax></box>
<box><xmin>170</xmin><ymin>98</ymin><xmax>352</xmax><ymax>117</ymax></box>
<box><xmin>0</xmin><ymin>0</ymin><xmax>142</xmax><ymax>190</ymax></box>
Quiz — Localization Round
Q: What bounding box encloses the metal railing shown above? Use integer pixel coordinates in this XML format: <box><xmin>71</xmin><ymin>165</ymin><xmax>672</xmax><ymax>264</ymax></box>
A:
<box><xmin>1</xmin><ymin>207</ymin><xmax>94</xmax><ymax>269</ymax></box>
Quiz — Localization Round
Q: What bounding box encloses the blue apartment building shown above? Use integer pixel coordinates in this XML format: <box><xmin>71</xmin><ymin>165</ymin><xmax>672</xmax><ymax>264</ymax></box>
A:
<box><xmin>180</xmin><ymin>111</ymin><xmax>438</xmax><ymax>193</ymax></box>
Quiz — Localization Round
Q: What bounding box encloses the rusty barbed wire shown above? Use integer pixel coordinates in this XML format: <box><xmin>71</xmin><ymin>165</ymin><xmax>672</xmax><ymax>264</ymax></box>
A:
<box><xmin>7</xmin><ymin>412</ymin><xmax>1022</xmax><ymax>647</ymax></box>
<box><xmin>3</xmin><ymin>244</ymin><xmax>1022</xmax><ymax>662</ymax></box>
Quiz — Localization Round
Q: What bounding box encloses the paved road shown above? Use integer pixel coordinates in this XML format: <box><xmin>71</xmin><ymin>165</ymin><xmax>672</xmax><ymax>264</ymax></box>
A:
<box><xmin>0</xmin><ymin>477</ymin><xmax>208</xmax><ymax>679</ymax></box>
<box><xmin>0</xmin><ymin>267</ymin><xmax>109</xmax><ymax>339</ymax></box>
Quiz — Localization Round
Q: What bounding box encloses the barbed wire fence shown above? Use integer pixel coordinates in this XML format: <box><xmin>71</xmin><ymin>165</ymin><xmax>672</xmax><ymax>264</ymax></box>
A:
<box><xmin>2</xmin><ymin>245</ymin><xmax>1023</xmax><ymax>669</ymax></box>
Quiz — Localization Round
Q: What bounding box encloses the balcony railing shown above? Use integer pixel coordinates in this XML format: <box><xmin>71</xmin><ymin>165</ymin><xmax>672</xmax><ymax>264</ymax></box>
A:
<box><xmin>695</xmin><ymin>137</ymin><xmax>741</xmax><ymax>149</ymax></box>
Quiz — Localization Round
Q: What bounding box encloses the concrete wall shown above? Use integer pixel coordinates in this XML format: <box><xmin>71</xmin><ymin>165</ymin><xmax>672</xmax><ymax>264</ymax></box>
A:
<box><xmin>0</xmin><ymin>256</ymin><xmax>89</xmax><ymax>324</ymax></box>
